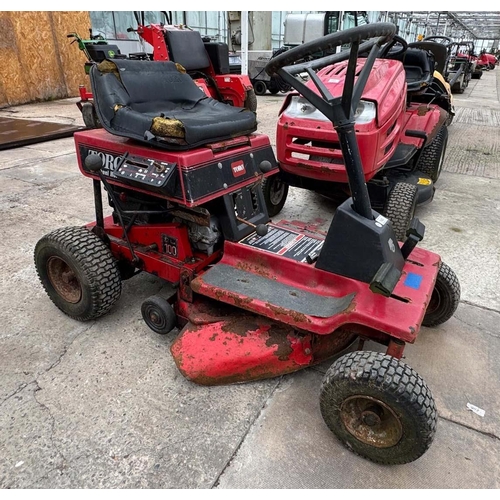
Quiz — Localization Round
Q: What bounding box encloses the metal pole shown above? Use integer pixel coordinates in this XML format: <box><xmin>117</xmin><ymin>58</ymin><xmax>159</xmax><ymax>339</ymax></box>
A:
<box><xmin>93</xmin><ymin>180</ymin><xmax>104</xmax><ymax>229</ymax></box>
<box><xmin>424</xmin><ymin>11</ymin><xmax>430</xmax><ymax>37</ymax></box>
<box><xmin>241</xmin><ymin>11</ymin><xmax>249</xmax><ymax>75</ymax></box>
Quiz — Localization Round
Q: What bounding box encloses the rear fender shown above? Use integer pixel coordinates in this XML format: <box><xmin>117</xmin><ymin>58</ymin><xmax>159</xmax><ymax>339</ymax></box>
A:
<box><xmin>214</xmin><ymin>74</ymin><xmax>253</xmax><ymax>108</ymax></box>
<box><xmin>402</xmin><ymin>105</ymin><xmax>447</xmax><ymax>149</ymax></box>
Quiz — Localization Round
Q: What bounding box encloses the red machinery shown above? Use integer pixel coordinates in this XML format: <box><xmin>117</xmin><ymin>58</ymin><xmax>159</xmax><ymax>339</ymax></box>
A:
<box><xmin>35</xmin><ymin>24</ymin><xmax>460</xmax><ymax>465</ymax></box>
<box><xmin>74</xmin><ymin>11</ymin><xmax>256</xmax><ymax>129</ymax></box>
<box><xmin>477</xmin><ymin>50</ymin><xmax>498</xmax><ymax>70</ymax></box>
<box><xmin>274</xmin><ymin>35</ymin><xmax>450</xmax><ymax>240</ymax></box>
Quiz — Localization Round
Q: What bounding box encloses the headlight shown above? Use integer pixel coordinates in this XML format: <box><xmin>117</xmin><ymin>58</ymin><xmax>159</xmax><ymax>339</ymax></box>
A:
<box><xmin>353</xmin><ymin>100</ymin><xmax>377</xmax><ymax>124</ymax></box>
<box><xmin>283</xmin><ymin>96</ymin><xmax>376</xmax><ymax>124</ymax></box>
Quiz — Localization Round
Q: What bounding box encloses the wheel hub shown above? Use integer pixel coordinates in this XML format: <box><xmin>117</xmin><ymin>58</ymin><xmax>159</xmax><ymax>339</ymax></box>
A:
<box><xmin>149</xmin><ymin>311</ymin><xmax>161</xmax><ymax>325</ymax></box>
<box><xmin>361</xmin><ymin>407</ymin><xmax>382</xmax><ymax>426</ymax></box>
<box><xmin>46</xmin><ymin>256</ymin><xmax>82</xmax><ymax>304</ymax></box>
<box><xmin>340</xmin><ymin>395</ymin><xmax>403</xmax><ymax>448</ymax></box>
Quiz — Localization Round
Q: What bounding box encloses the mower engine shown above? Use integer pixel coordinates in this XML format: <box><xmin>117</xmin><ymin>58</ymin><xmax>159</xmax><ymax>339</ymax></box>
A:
<box><xmin>185</xmin><ymin>217</ymin><xmax>221</xmax><ymax>255</ymax></box>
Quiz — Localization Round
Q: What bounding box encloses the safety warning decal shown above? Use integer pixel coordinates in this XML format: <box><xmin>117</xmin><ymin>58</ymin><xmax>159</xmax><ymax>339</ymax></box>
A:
<box><xmin>240</xmin><ymin>225</ymin><xmax>324</xmax><ymax>263</ymax></box>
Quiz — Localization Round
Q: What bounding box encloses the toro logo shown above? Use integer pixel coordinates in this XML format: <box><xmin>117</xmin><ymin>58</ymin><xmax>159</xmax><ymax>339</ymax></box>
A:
<box><xmin>231</xmin><ymin>160</ymin><xmax>246</xmax><ymax>178</ymax></box>
<box><xmin>85</xmin><ymin>148</ymin><xmax>121</xmax><ymax>174</ymax></box>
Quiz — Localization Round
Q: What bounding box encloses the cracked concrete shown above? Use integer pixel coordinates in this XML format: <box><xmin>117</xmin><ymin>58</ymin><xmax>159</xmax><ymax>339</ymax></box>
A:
<box><xmin>0</xmin><ymin>70</ymin><xmax>499</xmax><ymax>488</ymax></box>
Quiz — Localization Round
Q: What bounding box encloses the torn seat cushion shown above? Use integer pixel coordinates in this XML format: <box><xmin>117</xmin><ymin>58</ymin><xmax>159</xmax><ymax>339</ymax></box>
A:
<box><xmin>90</xmin><ymin>59</ymin><xmax>256</xmax><ymax>149</ymax></box>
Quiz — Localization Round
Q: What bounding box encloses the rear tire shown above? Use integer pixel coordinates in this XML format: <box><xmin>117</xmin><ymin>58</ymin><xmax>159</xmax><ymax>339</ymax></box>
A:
<box><xmin>415</xmin><ymin>126</ymin><xmax>448</xmax><ymax>183</ymax></box>
<box><xmin>422</xmin><ymin>262</ymin><xmax>460</xmax><ymax>327</ymax></box>
<box><xmin>262</xmin><ymin>173</ymin><xmax>289</xmax><ymax>217</ymax></box>
<box><xmin>383</xmin><ymin>182</ymin><xmax>418</xmax><ymax>242</ymax></box>
<box><xmin>320</xmin><ymin>351</ymin><xmax>438</xmax><ymax>465</ymax></box>
<box><xmin>34</xmin><ymin>226</ymin><xmax>121</xmax><ymax>321</ymax></box>
<box><xmin>253</xmin><ymin>80</ymin><xmax>267</xmax><ymax>96</ymax></box>
<box><xmin>244</xmin><ymin>89</ymin><xmax>258</xmax><ymax>113</ymax></box>
<box><xmin>81</xmin><ymin>101</ymin><xmax>101</xmax><ymax>129</ymax></box>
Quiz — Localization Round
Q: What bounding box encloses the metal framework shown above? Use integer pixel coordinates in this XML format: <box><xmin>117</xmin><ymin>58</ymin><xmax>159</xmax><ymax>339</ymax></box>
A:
<box><xmin>387</xmin><ymin>11</ymin><xmax>500</xmax><ymax>42</ymax></box>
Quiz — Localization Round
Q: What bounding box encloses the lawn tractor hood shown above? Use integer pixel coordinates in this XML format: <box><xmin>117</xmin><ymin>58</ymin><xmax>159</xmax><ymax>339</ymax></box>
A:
<box><xmin>280</xmin><ymin>58</ymin><xmax>406</xmax><ymax>128</ymax></box>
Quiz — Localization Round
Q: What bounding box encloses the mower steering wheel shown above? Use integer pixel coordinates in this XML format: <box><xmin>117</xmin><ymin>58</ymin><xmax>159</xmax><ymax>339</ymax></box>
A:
<box><xmin>423</xmin><ymin>36</ymin><xmax>452</xmax><ymax>47</ymax></box>
<box><xmin>266</xmin><ymin>23</ymin><xmax>396</xmax><ymax>78</ymax></box>
<box><xmin>379</xmin><ymin>35</ymin><xmax>408</xmax><ymax>58</ymax></box>
<box><xmin>264</xmin><ymin>23</ymin><xmax>396</xmax><ymax>130</ymax></box>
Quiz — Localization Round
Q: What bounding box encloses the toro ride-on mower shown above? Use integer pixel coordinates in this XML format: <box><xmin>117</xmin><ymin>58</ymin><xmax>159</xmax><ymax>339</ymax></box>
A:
<box><xmin>35</xmin><ymin>24</ymin><xmax>460</xmax><ymax>465</ymax></box>
<box><xmin>69</xmin><ymin>12</ymin><xmax>286</xmax><ymax>217</ymax></box>
<box><xmin>275</xmin><ymin>32</ymin><xmax>451</xmax><ymax>241</ymax></box>
<box><xmin>72</xmin><ymin>11</ymin><xmax>257</xmax><ymax>129</ymax></box>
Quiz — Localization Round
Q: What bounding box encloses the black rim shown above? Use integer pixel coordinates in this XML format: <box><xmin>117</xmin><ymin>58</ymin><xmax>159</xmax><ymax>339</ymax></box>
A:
<box><xmin>426</xmin><ymin>285</ymin><xmax>442</xmax><ymax>316</ymax></box>
<box><xmin>269</xmin><ymin>177</ymin><xmax>286</xmax><ymax>205</ymax></box>
<box><xmin>144</xmin><ymin>304</ymin><xmax>167</xmax><ymax>331</ymax></box>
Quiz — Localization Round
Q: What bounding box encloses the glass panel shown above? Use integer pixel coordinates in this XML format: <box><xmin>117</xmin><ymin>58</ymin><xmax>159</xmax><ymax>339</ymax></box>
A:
<box><xmin>143</xmin><ymin>11</ymin><xmax>164</xmax><ymax>25</ymax></box>
<box><xmin>325</xmin><ymin>12</ymin><xmax>339</xmax><ymax>34</ymax></box>
<box><xmin>113</xmin><ymin>11</ymin><xmax>138</xmax><ymax>40</ymax></box>
<box><xmin>89</xmin><ymin>11</ymin><xmax>115</xmax><ymax>40</ymax></box>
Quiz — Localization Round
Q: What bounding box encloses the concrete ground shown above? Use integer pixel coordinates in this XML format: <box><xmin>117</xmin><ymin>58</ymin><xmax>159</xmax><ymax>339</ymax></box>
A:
<box><xmin>1</xmin><ymin>69</ymin><xmax>500</xmax><ymax>489</ymax></box>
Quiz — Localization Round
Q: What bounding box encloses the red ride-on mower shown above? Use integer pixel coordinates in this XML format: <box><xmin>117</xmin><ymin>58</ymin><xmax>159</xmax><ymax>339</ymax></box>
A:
<box><xmin>73</xmin><ymin>11</ymin><xmax>257</xmax><ymax>128</ymax></box>
<box><xmin>34</xmin><ymin>24</ymin><xmax>460</xmax><ymax>465</ymax></box>
<box><xmin>275</xmin><ymin>33</ymin><xmax>451</xmax><ymax>240</ymax></box>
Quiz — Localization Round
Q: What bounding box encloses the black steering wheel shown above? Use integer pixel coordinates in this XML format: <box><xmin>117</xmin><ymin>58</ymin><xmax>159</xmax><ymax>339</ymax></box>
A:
<box><xmin>266</xmin><ymin>23</ymin><xmax>396</xmax><ymax>78</ymax></box>
<box><xmin>265</xmin><ymin>23</ymin><xmax>397</xmax><ymax>223</ymax></box>
<box><xmin>379</xmin><ymin>35</ymin><xmax>408</xmax><ymax>58</ymax></box>
<box><xmin>265</xmin><ymin>23</ymin><xmax>396</xmax><ymax>126</ymax></box>
<box><xmin>423</xmin><ymin>36</ymin><xmax>452</xmax><ymax>47</ymax></box>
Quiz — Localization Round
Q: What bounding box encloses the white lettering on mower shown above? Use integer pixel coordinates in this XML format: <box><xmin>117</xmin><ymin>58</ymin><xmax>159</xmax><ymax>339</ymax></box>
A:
<box><xmin>388</xmin><ymin>238</ymin><xmax>396</xmax><ymax>253</ymax></box>
<box><xmin>87</xmin><ymin>149</ymin><xmax>121</xmax><ymax>172</ymax></box>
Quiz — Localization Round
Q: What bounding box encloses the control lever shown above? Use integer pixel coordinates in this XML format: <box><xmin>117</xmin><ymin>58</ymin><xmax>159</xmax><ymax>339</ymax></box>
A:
<box><xmin>236</xmin><ymin>216</ymin><xmax>268</xmax><ymax>236</ymax></box>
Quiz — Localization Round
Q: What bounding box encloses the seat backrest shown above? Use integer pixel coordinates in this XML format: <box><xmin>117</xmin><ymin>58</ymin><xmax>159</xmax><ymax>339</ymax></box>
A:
<box><xmin>164</xmin><ymin>29</ymin><xmax>211</xmax><ymax>71</ymax></box>
<box><xmin>408</xmin><ymin>41</ymin><xmax>447</xmax><ymax>75</ymax></box>
<box><xmin>401</xmin><ymin>48</ymin><xmax>434</xmax><ymax>92</ymax></box>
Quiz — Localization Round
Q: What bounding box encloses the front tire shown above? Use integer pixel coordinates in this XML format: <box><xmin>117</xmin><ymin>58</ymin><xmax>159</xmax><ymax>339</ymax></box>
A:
<box><xmin>415</xmin><ymin>126</ymin><xmax>448</xmax><ymax>183</ymax></box>
<box><xmin>423</xmin><ymin>262</ymin><xmax>460</xmax><ymax>327</ymax></box>
<box><xmin>320</xmin><ymin>351</ymin><xmax>438</xmax><ymax>465</ymax></box>
<box><xmin>383</xmin><ymin>182</ymin><xmax>418</xmax><ymax>242</ymax></box>
<box><xmin>262</xmin><ymin>173</ymin><xmax>289</xmax><ymax>217</ymax></box>
<box><xmin>141</xmin><ymin>296</ymin><xmax>177</xmax><ymax>334</ymax></box>
<box><xmin>34</xmin><ymin>226</ymin><xmax>121</xmax><ymax>320</ymax></box>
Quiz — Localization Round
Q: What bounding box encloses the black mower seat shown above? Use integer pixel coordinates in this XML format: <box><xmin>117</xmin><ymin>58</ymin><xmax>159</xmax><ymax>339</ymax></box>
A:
<box><xmin>401</xmin><ymin>48</ymin><xmax>435</xmax><ymax>92</ymax></box>
<box><xmin>90</xmin><ymin>59</ymin><xmax>257</xmax><ymax>150</ymax></box>
<box><xmin>408</xmin><ymin>41</ymin><xmax>448</xmax><ymax>75</ymax></box>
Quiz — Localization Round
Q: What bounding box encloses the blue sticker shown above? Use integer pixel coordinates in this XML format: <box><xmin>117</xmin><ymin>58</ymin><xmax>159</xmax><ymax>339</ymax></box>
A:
<box><xmin>404</xmin><ymin>272</ymin><xmax>423</xmax><ymax>290</ymax></box>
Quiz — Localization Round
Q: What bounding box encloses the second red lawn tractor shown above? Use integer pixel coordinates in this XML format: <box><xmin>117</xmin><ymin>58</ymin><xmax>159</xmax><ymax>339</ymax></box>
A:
<box><xmin>274</xmin><ymin>33</ymin><xmax>451</xmax><ymax>241</ymax></box>
<box><xmin>34</xmin><ymin>24</ymin><xmax>460</xmax><ymax>465</ymax></box>
<box><xmin>477</xmin><ymin>49</ymin><xmax>498</xmax><ymax>71</ymax></box>
<box><xmin>72</xmin><ymin>11</ymin><xmax>257</xmax><ymax>129</ymax></box>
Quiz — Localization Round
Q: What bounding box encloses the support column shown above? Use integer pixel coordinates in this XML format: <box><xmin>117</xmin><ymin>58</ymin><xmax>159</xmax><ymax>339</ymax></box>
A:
<box><xmin>241</xmin><ymin>11</ymin><xmax>248</xmax><ymax>75</ymax></box>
